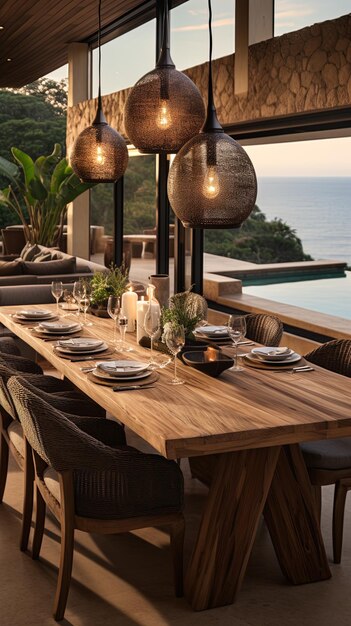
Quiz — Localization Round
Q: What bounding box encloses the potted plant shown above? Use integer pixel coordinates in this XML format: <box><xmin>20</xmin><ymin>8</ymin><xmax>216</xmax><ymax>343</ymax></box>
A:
<box><xmin>161</xmin><ymin>289</ymin><xmax>207</xmax><ymax>342</ymax></box>
<box><xmin>89</xmin><ymin>264</ymin><xmax>129</xmax><ymax>317</ymax></box>
<box><xmin>0</xmin><ymin>144</ymin><xmax>95</xmax><ymax>247</ymax></box>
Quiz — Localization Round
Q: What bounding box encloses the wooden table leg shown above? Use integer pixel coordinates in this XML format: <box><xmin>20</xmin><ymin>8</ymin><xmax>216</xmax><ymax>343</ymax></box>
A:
<box><xmin>264</xmin><ymin>444</ymin><xmax>331</xmax><ymax>584</ymax></box>
<box><xmin>185</xmin><ymin>446</ymin><xmax>280</xmax><ymax>611</ymax></box>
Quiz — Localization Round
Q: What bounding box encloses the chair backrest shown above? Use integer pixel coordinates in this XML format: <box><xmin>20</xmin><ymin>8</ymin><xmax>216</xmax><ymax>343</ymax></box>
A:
<box><xmin>305</xmin><ymin>339</ymin><xmax>351</xmax><ymax>377</ymax></box>
<box><xmin>0</xmin><ymin>356</ymin><xmax>42</xmax><ymax>419</ymax></box>
<box><xmin>1</xmin><ymin>228</ymin><xmax>26</xmax><ymax>255</ymax></box>
<box><xmin>0</xmin><ymin>337</ymin><xmax>21</xmax><ymax>356</ymax></box>
<box><xmin>245</xmin><ymin>313</ymin><xmax>283</xmax><ymax>346</ymax></box>
<box><xmin>8</xmin><ymin>376</ymin><xmax>121</xmax><ymax>472</ymax></box>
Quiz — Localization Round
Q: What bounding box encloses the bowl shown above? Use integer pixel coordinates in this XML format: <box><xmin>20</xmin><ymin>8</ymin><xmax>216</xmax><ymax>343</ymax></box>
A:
<box><xmin>182</xmin><ymin>347</ymin><xmax>234</xmax><ymax>377</ymax></box>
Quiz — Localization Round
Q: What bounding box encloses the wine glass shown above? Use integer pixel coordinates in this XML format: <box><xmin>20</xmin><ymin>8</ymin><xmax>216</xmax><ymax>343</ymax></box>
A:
<box><xmin>165</xmin><ymin>324</ymin><xmax>185</xmax><ymax>385</ymax></box>
<box><xmin>143</xmin><ymin>301</ymin><xmax>161</xmax><ymax>369</ymax></box>
<box><xmin>118</xmin><ymin>315</ymin><xmax>132</xmax><ymax>352</ymax></box>
<box><xmin>73</xmin><ymin>280</ymin><xmax>85</xmax><ymax>322</ymax></box>
<box><xmin>51</xmin><ymin>280</ymin><xmax>63</xmax><ymax>315</ymax></box>
<box><xmin>107</xmin><ymin>295</ymin><xmax>121</xmax><ymax>348</ymax></box>
<box><xmin>80</xmin><ymin>292</ymin><xmax>92</xmax><ymax>326</ymax></box>
<box><xmin>228</xmin><ymin>315</ymin><xmax>247</xmax><ymax>371</ymax></box>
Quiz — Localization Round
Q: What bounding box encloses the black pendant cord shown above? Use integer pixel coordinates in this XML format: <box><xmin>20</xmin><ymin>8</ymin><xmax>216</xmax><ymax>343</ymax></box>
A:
<box><xmin>94</xmin><ymin>0</ymin><xmax>107</xmax><ymax>125</ymax></box>
<box><xmin>203</xmin><ymin>0</ymin><xmax>223</xmax><ymax>133</ymax></box>
<box><xmin>157</xmin><ymin>0</ymin><xmax>175</xmax><ymax>68</ymax></box>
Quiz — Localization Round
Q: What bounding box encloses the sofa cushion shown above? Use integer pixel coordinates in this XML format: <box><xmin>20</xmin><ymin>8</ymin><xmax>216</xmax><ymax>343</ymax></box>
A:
<box><xmin>20</xmin><ymin>243</ymin><xmax>41</xmax><ymax>261</ymax></box>
<box><xmin>32</xmin><ymin>252</ymin><xmax>53</xmax><ymax>262</ymax></box>
<box><xmin>0</xmin><ymin>260</ymin><xmax>24</xmax><ymax>276</ymax></box>
<box><xmin>23</xmin><ymin>257</ymin><xmax>76</xmax><ymax>275</ymax></box>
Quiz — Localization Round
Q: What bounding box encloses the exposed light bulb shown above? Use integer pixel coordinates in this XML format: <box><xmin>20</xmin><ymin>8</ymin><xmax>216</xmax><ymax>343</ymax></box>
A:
<box><xmin>202</xmin><ymin>166</ymin><xmax>220</xmax><ymax>199</ymax></box>
<box><xmin>96</xmin><ymin>145</ymin><xmax>105</xmax><ymax>165</ymax></box>
<box><xmin>156</xmin><ymin>99</ymin><xmax>172</xmax><ymax>129</ymax></box>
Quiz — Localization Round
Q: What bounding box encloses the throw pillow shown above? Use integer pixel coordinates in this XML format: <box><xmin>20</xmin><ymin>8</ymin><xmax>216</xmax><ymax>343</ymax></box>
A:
<box><xmin>23</xmin><ymin>257</ymin><xmax>76</xmax><ymax>275</ymax></box>
<box><xmin>33</xmin><ymin>253</ymin><xmax>53</xmax><ymax>262</ymax></box>
<box><xmin>20</xmin><ymin>243</ymin><xmax>41</xmax><ymax>261</ymax></box>
<box><xmin>0</xmin><ymin>260</ymin><xmax>24</xmax><ymax>276</ymax></box>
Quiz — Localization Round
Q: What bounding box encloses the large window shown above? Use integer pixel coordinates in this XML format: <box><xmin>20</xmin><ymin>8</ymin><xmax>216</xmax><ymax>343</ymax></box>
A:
<box><xmin>171</xmin><ymin>0</ymin><xmax>235</xmax><ymax>70</ymax></box>
<box><xmin>92</xmin><ymin>19</ymin><xmax>156</xmax><ymax>96</ymax></box>
<box><xmin>275</xmin><ymin>0</ymin><xmax>350</xmax><ymax>36</ymax></box>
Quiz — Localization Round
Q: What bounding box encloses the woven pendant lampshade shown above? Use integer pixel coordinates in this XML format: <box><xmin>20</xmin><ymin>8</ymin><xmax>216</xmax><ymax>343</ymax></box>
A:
<box><xmin>168</xmin><ymin>0</ymin><xmax>257</xmax><ymax>228</ymax></box>
<box><xmin>124</xmin><ymin>0</ymin><xmax>205</xmax><ymax>154</ymax></box>
<box><xmin>70</xmin><ymin>0</ymin><xmax>128</xmax><ymax>183</ymax></box>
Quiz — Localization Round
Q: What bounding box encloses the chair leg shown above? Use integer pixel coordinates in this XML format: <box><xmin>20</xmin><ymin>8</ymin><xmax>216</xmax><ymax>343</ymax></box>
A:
<box><xmin>53</xmin><ymin>508</ymin><xmax>75</xmax><ymax>621</ymax></box>
<box><xmin>20</xmin><ymin>443</ymin><xmax>34</xmax><ymax>552</ymax></box>
<box><xmin>0</xmin><ymin>433</ymin><xmax>9</xmax><ymax>503</ymax></box>
<box><xmin>170</xmin><ymin>517</ymin><xmax>185</xmax><ymax>598</ymax></box>
<box><xmin>32</xmin><ymin>486</ymin><xmax>46</xmax><ymax>560</ymax></box>
<box><xmin>333</xmin><ymin>481</ymin><xmax>349</xmax><ymax>564</ymax></box>
<box><xmin>312</xmin><ymin>485</ymin><xmax>322</xmax><ymax>524</ymax></box>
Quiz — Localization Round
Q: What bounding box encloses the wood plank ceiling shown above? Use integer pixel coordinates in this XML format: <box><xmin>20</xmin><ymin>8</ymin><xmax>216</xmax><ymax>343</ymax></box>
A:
<box><xmin>0</xmin><ymin>0</ymin><xmax>147</xmax><ymax>87</ymax></box>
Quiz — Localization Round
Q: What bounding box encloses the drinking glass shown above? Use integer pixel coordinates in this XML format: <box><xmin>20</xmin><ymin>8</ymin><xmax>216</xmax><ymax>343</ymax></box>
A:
<box><xmin>73</xmin><ymin>280</ymin><xmax>85</xmax><ymax>322</ymax></box>
<box><xmin>228</xmin><ymin>315</ymin><xmax>247</xmax><ymax>371</ymax></box>
<box><xmin>118</xmin><ymin>315</ymin><xmax>132</xmax><ymax>352</ymax></box>
<box><xmin>143</xmin><ymin>300</ymin><xmax>161</xmax><ymax>369</ymax></box>
<box><xmin>81</xmin><ymin>293</ymin><xmax>92</xmax><ymax>327</ymax></box>
<box><xmin>165</xmin><ymin>324</ymin><xmax>185</xmax><ymax>385</ymax></box>
<box><xmin>107</xmin><ymin>295</ymin><xmax>121</xmax><ymax>347</ymax></box>
<box><xmin>51</xmin><ymin>280</ymin><xmax>63</xmax><ymax>315</ymax></box>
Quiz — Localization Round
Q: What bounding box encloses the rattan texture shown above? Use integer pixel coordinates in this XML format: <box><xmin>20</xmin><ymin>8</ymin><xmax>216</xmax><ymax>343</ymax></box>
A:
<box><xmin>245</xmin><ymin>314</ymin><xmax>283</xmax><ymax>347</ymax></box>
<box><xmin>71</xmin><ymin>123</ymin><xmax>129</xmax><ymax>183</ymax></box>
<box><xmin>9</xmin><ymin>376</ymin><xmax>184</xmax><ymax>519</ymax></box>
<box><xmin>0</xmin><ymin>337</ymin><xmax>21</xmax><ymax>356</ymax></box>
<box><xmin>0</xmin><ymin>352</ymin><xmax>43</xmax><ymax>375</ymax></box>
<box><xmin>124</xmin><ymin>67</ymin><xmax>205</xmax><ymax>154</ymax></box>
<box><xmin>305</xmin><ymin>340</ymin><xmax>351</xmax><ymax>377</ymax></box>
<box><xmin>168</xmin><ymin>132</ymin><xmax>257</xmax><ymax>228</ymax></box>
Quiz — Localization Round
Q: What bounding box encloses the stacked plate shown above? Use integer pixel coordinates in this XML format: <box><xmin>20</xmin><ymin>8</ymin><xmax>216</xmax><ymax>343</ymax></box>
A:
<box><xmin>56</xmin><ymin>337</ymin><xmax>108</xmax><ymax>355</ymax></box>
<box><xmin>91</xmin><ymin>360</ymin><xmax>151</xmax><ymax>382</ymax></box>
<box><xmin>14</xmin><ymin>308</ymin><xmax>57</xmax><ymax>322</ymax></box>
<box><xmin>33</xmin><ymin>320</ymin><xmax>82</xmax><ymax>336</ymax></box>
<box><xmin>244</xmin><ymin>346</ymin><xmax>302</xmax><ymax>366</ymax></box>
<box><xmin>195</xmin><ymin>325</ymin><xmax>230</xmax><ymax>343</ymax></box>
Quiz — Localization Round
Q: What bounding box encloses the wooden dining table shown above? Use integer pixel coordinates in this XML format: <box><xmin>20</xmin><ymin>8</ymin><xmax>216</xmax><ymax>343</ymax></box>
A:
<box><xmin>1</xmin><ymin>304</ymin><xmax>351</xmax><ymax>612</ymax></box>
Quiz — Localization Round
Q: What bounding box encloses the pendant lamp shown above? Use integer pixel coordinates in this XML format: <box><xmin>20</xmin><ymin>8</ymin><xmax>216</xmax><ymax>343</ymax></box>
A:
<box><xmin>124</xmin><ymin>0</ymin><xmax>205</xmax><ymax>154</ymax></box>
<box><xmin>70</xmin><ymin>0</ymin><xmax>128</xmax><ymax>183</ymax></box>
<box><xmin>167</xmin><ymin>0</ymin><xmax>257</xmax><ymax>228</ymax></box>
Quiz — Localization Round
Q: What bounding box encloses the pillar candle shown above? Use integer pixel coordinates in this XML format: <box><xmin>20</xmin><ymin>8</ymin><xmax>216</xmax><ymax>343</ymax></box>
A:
<box><xmin>136</xmin><ymin>296</ymin><xmax>149</xmax><ymax>343</ymax></box>
<box><xmin>121</xmin><ymin>287</ymin><xmax>138</xmax><ymax>332</ymax></box>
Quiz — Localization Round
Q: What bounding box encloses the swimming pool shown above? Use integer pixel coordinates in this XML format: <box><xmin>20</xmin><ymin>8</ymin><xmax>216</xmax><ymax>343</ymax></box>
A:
<box><xmin>243</xmin><ymin>272</ymin><xmax>351</xmax><ymax>320</ymax></box>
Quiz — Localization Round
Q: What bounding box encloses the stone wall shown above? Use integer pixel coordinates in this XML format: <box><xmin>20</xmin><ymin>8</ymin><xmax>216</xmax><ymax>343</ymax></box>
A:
<box><xmin>67</xmin><ymin>13</ymin><xmax>351</xmax><ymax>151</ymax></box>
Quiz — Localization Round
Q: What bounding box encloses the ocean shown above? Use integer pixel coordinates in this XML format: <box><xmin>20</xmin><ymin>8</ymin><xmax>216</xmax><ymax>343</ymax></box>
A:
<box><xmin>243</xmin><ymin>177</ymin><xmax>351</xmax><ymax>319</ymax></box>
<box><xmin>256</xmin><ymin>177</ymin><xmax>351</xmax><ymax>265</ymax></box>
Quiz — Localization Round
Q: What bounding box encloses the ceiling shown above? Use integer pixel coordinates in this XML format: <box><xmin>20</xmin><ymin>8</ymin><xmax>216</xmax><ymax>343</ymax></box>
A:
<box><xmin>0</xmin><ymin>0</ymin><xmax>156</xmax><ymax>87</ymax></box>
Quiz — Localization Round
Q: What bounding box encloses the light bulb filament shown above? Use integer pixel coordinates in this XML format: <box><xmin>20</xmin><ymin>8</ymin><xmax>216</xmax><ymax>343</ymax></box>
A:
<box><xmin>96</xmin><ymin>145</ymin><xmax>105</xmax><ymax>165</ymax></box>
<box><xmin>203</xmin><ymin>166</ymin><xmax>220</xmax><ymax>199</ymax></box>
<box><xmin>157</xmin><ymin>99</ymin><xmax>172</xmax><ymax>129</ymax></box>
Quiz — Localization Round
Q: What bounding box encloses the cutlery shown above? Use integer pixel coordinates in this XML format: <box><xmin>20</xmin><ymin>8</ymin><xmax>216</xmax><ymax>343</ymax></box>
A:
<box><xmin>68</xmin><ymin>355</ymin><xmax>115</xmax><ymax>362</ymax></box>
<box><xmin>113</xmin><ymin>385</ymin><xmax>155</xmax><ymax>392</ymax></box>
<box><xmin>42</xmin><ymin>335</ymin><xmax>83</xmax><ymax>342</ymax></box>
<box><xmin>271</xmin><ymin>365</ymin><xmax>315</xmax><ymax>373</ymax></box>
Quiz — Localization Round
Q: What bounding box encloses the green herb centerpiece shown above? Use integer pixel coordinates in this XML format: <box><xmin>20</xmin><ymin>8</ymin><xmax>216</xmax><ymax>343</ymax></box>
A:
<box><xmin>161</xmin><ymin>289</ymin><xmax>207</xmax><ymax>343</ymax></box>
<box><xmin>89</xmin><ymin>264</ymin><xmax>129</xmax><ymax>317</ymax></box>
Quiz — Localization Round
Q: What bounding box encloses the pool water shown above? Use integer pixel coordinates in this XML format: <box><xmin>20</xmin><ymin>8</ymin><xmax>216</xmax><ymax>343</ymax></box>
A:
<box><xmin>244</xmin><ymin>272</ymin><xmax>351</xmax><ymax>320</ymax></box>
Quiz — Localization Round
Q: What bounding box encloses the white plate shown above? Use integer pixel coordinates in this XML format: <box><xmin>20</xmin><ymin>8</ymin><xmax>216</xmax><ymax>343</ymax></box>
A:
<box><xmin>40</xmin><ymin>321</ymin><xmax>80</xmax><ymax>331</ymax></box>
<box><xmin>15</xmin><ymin>312</ymin><xmax>56</xmax><ymax>321</ymax></box>
<box><xmin>251</xmin><ymin>347</ymin><xmax>293</xmax><ymax>361</ymax></box>
<box><xmin>56</xmin><ymin>342</ymin><xmax>108</xmax><ymax>355</ymax></box>
<box><xmin>97</xmin><ymin>360</ymin><xmax>149</xmax><ymax>376</ymax></box>
<box><xmin>33</xmin><ymin>325</ymin><xmax>82</xmax><ymax>335</ymax></box>
<box><xmin>196</xmin><ymin>325</ymin><xmax>229</xmax><ymax>337</ymax></box>
<box><xmin>91</xmin><ymin>369</ymin><xmax>151</xmax><ymax>382</ymax></box>
<box><xmin>58</xmin><ymin>338</ymin><xmax>104</xmax><ymax>351</ymax></box>
<box><xmin>245</xmin><ymin>352</ymin><xmax>302</xmax><ymax>365</ymax></box>
<box><xmin>18</xmin><ymin>309</ymin><xmax>53</xmax><ymax>318</ymax></box>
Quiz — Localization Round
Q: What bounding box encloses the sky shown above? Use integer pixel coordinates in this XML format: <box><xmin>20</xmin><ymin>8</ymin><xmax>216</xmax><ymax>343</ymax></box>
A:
<box><xmin>46</xmin><ymin>0</ymin><xmax>351</xmax><ymax>177</ymax></box>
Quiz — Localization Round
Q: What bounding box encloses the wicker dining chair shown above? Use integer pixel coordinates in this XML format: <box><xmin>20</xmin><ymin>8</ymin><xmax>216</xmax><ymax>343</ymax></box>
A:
<box><xmin>245</xmin><ymin>313</ymin><xmax>283</xmax><ymax>346</ymax></box>
<box><xmin>0</xmin><ymin>352</ymin><xmax>109</xmax><ymax>552</ymax></box>
<box><xmin>9</xmin><ymin>376</ymin><xmax>184</xmax><ymax>621</ymax></box>
<box><xmin>300</xmin><ymin>339</ymin><xmax>351</xmax><ymax>563</ymax></box>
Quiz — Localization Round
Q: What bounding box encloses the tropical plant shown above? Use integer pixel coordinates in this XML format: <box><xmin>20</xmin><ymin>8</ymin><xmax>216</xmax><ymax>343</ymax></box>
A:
<box><xmin>0</xmin><ymin>144</ymin><xmax>94</xmax><ymax>247</ymax></box>
<box><xmin>162</xmin><ymin>289</ymin><xmax>206</xmax><ymax>340</ymax></box>
<box><xmin>90</xmin><ymin>264</ymin><xmax>129</xmax><ymax>308</ymax></box>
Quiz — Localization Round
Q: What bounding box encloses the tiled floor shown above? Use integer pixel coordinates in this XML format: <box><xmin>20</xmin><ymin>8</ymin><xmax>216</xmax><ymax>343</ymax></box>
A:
<box><xmin>1</xmin><ymin>427</ymin><xmax>351</xmax><ymax>626</ymax></box>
